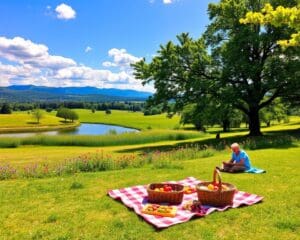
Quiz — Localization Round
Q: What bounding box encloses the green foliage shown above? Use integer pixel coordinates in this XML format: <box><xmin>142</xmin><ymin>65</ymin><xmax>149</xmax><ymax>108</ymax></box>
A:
<box><xmin>0</xmin><ymin>103</ymin><xmax>12</xmax><ymax>114</ymax></box>
<box><xmin>133</xmin><ymin>0</ymin><xmax>300</xmax><ymax>136</ymax></box>
<box><xmin>105</xmin><ymin>109</ymin><xmax>111</xmax><ymax>114</ymax></box>
<box><xmin>240</xmin><ymin>3</ymin><xmax>300</xmax><ymax>47</ymax></box>
<box><xmin>205</xmin><ymin>0</ymin><xmax>300</xmax><ymax>135</ymax></box>
<box><xmin>32</xmin><ymin>108</ymin><xmax>44</xmax><ymax>124</ymax></box>
<box><xmin>56</xmin><ymin>108</ymin><xmax>78</xmax><ymax>122</ymax></box>
<box><xmin>180</xmin><ymin>103</ymin><xmax>243</xmax><ymax>132</ymax></box>
<box><xmin>181</xmin><ymin>104</ymin><xmax>206</xmax><ymax>131</ymax></box>
<box><xmin>260</xmin><ymin>99</ymin><xmax>288</xmax><ymax>126</ymax></box>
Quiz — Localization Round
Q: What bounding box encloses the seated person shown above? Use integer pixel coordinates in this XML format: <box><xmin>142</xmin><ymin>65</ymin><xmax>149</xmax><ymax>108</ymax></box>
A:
<box><xmin>218</xmin><ymin>143</ymin><xmax>251</xmax><ymax>173</ymax></box>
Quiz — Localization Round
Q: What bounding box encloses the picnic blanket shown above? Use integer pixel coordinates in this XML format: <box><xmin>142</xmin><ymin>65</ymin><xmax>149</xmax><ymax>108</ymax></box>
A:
<box><xmin>108</xmin><ymin>177</ymin><xmax>263</xmax><ymax>228</ymax></box>
<box><xmin>245</xmin><ymin>167</ymin><xmax>266</xmax><ymax>174</ymax></box>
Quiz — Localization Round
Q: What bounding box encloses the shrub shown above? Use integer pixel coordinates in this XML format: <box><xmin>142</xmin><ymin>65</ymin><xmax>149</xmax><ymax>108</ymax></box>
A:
<box><xmin>0</xmin><ymin>103</ymin><xmax>12</xmax><ymax>114</ymax></box>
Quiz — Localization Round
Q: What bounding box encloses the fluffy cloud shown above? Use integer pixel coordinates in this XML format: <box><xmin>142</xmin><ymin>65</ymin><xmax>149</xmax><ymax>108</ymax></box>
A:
<box><xmin>55</xmin><ymin>3</ymin><xmax>76</xmax><ymax>20</ymax></box>
<box><xmin>0</xmin><ymin>36</ymin><xmax>76</xmax><ymax>69</ymax></box>
<box><xmin>0</xmin><ymin>36</ymin><xmax>154</xmax><ymax>92</ymax></box>
<box><xmin>102</xmin><ymin>48</ymin><xmax>142</xmax><ymax>68</ymax></box>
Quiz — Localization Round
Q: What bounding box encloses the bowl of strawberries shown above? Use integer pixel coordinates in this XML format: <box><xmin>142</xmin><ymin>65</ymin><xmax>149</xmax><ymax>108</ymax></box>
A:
<box><xmin>147</xmin><ymin>183</ymin><xmax>184</xmax><ymax>205</ymax></box>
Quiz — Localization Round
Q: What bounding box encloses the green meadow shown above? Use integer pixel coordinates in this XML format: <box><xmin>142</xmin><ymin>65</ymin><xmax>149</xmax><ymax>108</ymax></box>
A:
<box><xmin>0</xmin><ymin>111</ymin><xmax>299</xmax><ymax>239</ymax></box>
<box><xmin>0</xmin><ymin>111</ymin><xmax>78</xmax><ymax>133</ymax></box>
<box><xmin>73</xmin><ymin>109</ymin><xmax>182</xmax><ymax>130</ymax></box>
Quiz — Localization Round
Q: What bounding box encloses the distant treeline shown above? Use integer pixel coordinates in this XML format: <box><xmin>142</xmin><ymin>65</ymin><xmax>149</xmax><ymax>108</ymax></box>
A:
<box><xmin>0</xmin><ymin>101</ymin><xmax>145</xmax><ymax>112</ymax></box>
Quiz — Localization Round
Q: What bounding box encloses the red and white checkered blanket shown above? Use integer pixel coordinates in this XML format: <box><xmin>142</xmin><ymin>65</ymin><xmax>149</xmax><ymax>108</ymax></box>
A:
<box><xmin>108</xmin><ymin>177</ymin><xmax>263</xmax><ymax>228</ymax></box>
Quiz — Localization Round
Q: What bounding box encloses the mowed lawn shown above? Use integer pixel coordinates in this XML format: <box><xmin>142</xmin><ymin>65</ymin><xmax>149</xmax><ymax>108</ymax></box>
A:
<box><xmin>74</xmin><ymin>109</ymin><xmax>182</xmax><ymax>130</ymax></box>
<box><xmin>0</xmin><ymin>146</ymin><xmax>299</xmax><ymax>240</ymax></box>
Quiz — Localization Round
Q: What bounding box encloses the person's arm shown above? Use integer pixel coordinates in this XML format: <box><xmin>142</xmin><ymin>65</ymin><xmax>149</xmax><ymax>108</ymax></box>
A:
<box><xmin>223</xmin><ymin>158</ymin><xmax>234</xmax><ymax>165</ymax></box>
<box><xmin>234</xmin><ymin>158</ymin><xmax>245</xmax><ymax>166</ymax></box>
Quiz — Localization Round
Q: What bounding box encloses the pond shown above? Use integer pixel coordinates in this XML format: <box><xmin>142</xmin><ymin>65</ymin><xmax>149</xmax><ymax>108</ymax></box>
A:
<box><xmin>0</xmin><ymin>123</ymin><xmax>139</xmax><ymax>137</ymax></box>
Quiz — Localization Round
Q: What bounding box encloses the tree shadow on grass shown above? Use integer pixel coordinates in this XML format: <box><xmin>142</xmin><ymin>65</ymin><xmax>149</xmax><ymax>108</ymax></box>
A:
<box><xmin>26</xmin><ymin>121</ymin><xmax>39</xmax><ymax>125</ymax></box>
<box><xmin>117</xmin><ymin>128</ymin><xmax>300</xmax><ymax>154</ymax></box>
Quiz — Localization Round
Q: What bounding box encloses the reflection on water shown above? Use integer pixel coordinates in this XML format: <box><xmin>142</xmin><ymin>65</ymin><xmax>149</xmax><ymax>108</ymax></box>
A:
<box><xmin>0</xmin><ymin>123</ymin><xmax>138</xmax><ymax>137</ymax></box>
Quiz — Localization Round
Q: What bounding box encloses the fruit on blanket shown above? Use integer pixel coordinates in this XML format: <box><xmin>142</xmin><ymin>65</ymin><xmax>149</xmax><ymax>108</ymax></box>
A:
<box><xmin>183</xmin><ymin>186</ymin><xmax>196</xmax><ymax>194</ymax></box>
<box><xmin>183</xmin><ymin>200</ymin><xmax>203</xmax><ymax>213</ymax></box>
<box><xmin>207</xmin><ymin>184</ymin><xmax>214</xmax><ymax>190</ymax></box>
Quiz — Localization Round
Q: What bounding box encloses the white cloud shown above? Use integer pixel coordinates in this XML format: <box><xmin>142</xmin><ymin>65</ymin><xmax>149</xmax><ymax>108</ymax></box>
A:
<box><xmin>0</xmin><ymin>36</ymin><xmax>76</xmax><ymax>69</ymax></box>
<box><xmin>85</xmin><ymin>46</ymin><xmax>92</xmax><ymax>53</ymax></box>
<box><xmin>103</xmin><ymin>48</ymin><xmax>142</xmax><ymax>68</ymax></box>
<box><xmin>55</xmin><ymin>3</ymin><xmax>76</xmax><ymax>20</ymax></box>
<box><xmin>0</xmin><ymin>36</ymin><xmax>154</xmax><ymax>92</ymax></box>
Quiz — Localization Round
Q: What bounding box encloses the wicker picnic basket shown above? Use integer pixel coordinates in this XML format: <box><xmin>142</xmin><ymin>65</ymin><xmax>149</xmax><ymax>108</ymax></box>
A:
<box><xmin>147</xmin><ymin>183</ymin><xmax>184</xmax><ymax>205</ymax></box>
<box><xmin>196</xmin><ymin>169</ymin><xmax>236</xmax><ymax>207</ymax></box>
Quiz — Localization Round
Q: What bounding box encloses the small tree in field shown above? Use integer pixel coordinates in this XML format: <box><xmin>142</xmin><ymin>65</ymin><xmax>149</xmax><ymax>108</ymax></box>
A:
<box><xmin>69</xmin><ymin>110</ymin><xmax>79</xmax><ymax>123</ymax></box>
<box><xmin>32</xmin><ymin>109</ymin><xmax>44</xmax><ymax>124</ymax></box>
<box><xmin>56</xmin><ymin>108</ymin><xmax>78</xmax><ymax>123</ymax></box>
<box><xmin>56</xmin><ymin>108</ymin><xmax>69</xmax><ymax>122</ymax></box>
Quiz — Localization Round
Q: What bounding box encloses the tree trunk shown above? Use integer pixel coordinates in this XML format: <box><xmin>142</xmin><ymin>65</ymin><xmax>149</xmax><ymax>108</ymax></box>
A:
<box><xmin>248</xmin><ymin>107</ymin><xmax>262</xmax><ymax>136</ymax></box>
<box><xmin>222</xmin><ymin>119</ymin><xmax>230</xmax><ymax>132</ymax></box>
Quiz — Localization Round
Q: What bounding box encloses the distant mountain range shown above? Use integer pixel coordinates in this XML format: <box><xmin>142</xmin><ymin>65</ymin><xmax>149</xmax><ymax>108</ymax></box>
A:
<box><xmin>0</xmin><ymin>85</ymin><xmax>152</xmax><ymax>102</ymax></box>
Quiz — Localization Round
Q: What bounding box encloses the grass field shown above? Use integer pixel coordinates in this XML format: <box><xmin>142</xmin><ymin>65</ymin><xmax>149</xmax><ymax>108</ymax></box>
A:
<box><xmin>0</xmin><ymin>111</ymin><xmax>78</xmax><ymax>133</ymax></box>
<box><xmin>0</xmin><ymin>111</ymin><xmax>299</xmax><ymax>239</ymax></box>
<box><xmin>74</xmin><ymin>109</ymin><xmax>182</xmax><ymax>130</ymax></box>
<box><xmin>0</xmin><ymin>145</ymin><xmax>299</xmax><ymax>240</ymax></box>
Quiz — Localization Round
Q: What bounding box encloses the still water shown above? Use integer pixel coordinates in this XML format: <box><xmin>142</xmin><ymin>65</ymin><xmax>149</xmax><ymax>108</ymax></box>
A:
<box><xmin>0</xmin><ymin>123</ymin><xmax>138</xmax><ymax>137</ymax></box>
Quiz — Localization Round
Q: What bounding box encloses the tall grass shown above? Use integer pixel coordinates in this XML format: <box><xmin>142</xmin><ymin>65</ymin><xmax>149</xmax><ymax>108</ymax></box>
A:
<box><xmin>0</xmin><ymin>146</ymin><xmax>216</xmax><ymax>180</ymax></box>
<box><xmin>0</xmin><ymin>138</ymin><xmax>20</xmax><ymax>148</ymax></box>
<box><xmin>0</xmin><ymin>130</ymin><xmax>204</xmax><ymax>148</ymax></box>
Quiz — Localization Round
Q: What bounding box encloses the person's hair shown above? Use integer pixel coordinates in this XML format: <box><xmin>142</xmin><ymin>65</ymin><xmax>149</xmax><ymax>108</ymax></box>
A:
<box><xmin>231</xmin><ymin>143</ymin><xmax>240</xmax><ymax>150</ymax></box>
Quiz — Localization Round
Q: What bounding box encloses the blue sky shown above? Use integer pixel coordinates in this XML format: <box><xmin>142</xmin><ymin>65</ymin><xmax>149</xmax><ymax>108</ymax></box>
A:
<box><xmin>0</xmin><ymin>0</ymin><xmax>217</xmax><ymax>91</ymax></box>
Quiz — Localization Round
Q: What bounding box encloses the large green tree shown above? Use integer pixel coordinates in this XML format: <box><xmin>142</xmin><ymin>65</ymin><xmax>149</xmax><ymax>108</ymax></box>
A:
<box><xmin>133</xmin><ymin>0</ymin><xmax>300</xmax><ymax>136</ymax></box>
<box><xmin>205</xmin><ymin>0</ymin><xmax>299</xmax><ymax>135</ymax></box>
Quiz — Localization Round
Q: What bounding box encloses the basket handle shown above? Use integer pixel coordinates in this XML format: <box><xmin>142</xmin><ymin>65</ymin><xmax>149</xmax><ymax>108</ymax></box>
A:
<box><xmin>213</xmin><ymin>168</ymin><xmax>222</xmax><ymax>190</ymax></box>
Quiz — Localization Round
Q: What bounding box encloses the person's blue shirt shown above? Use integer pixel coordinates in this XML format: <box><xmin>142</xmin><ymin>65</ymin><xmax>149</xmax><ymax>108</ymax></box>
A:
<box><xmin>232</xmin><ymin>150</ymin><xmax>251</xmax><ymax>170</ymax></box>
